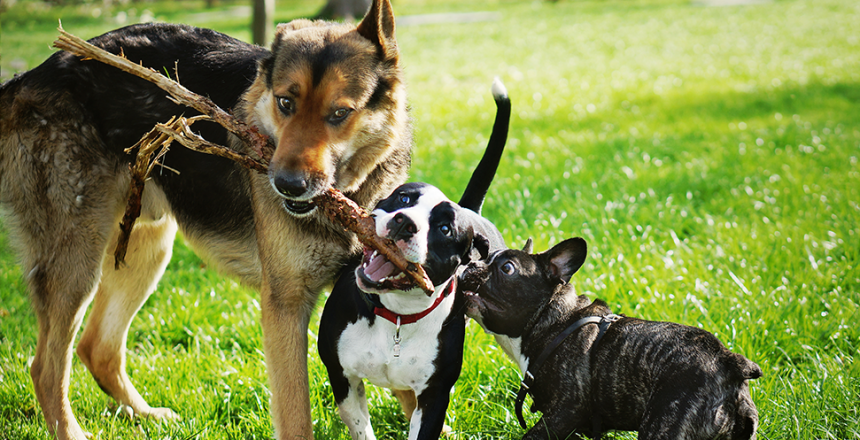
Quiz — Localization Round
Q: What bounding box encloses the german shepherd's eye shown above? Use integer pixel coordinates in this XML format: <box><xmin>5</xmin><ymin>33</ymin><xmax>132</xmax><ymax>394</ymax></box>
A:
<box><xmin>277</xmin><ymin>97</ymin><xmax>295</xmax><ymax>115</ymax></box>
<box><xmin>328</xmin><ymin>108</ymin><xmax>352</xmax><ymax>124</ymax></box>
<box><xmin>501</xmin><ymin>261</ymin><xmax>516</xmax><ymax>276</ymax></box>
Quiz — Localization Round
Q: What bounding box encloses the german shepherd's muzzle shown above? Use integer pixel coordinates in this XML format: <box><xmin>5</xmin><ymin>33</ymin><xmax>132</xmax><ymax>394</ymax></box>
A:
<box><xmin>0</xmin><ymin>0</ymin><xmax>409</xmax><ymax>438</ymax></box>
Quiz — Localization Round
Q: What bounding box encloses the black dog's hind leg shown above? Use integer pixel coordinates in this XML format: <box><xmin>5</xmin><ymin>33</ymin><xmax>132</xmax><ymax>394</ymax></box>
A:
<box><xmin>522</xmin><ymin>413</ymin><xmax>593</xmax><ymax>440</ymax></box>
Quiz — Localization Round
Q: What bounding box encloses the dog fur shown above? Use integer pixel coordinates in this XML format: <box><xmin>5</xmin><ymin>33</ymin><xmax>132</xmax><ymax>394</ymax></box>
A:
<box><xmin>0</xmin><ymin>0</ymin><xmax>409</xmax><ymax>438</ymax></box>
<box><xmin>318</xmin><ymin>81</ymin><xmax>510</xmax><ymax>439</ymax></box>
<box><xmin>459</xmin><ymin>239</ymin><xmax>762</xmax><ymax>440</ymax></box>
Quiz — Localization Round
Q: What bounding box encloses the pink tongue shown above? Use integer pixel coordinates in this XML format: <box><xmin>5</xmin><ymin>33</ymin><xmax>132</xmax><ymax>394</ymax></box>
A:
<box><xmin>365</xmin><ymin>253</ymin><xmax>397</xmax><ymax>282</ymax></box>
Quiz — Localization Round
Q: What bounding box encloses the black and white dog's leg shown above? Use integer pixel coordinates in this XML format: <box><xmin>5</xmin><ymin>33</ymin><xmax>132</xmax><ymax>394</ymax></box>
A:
<box><xmin>408</xmin><ymin>386</ymin><xmax>456</xmax><ymax>440</ymax></box>
<box><xmin>331</xmin><ymin>372</ymin><xmax>375</xmax><ymax>440</ymax></box>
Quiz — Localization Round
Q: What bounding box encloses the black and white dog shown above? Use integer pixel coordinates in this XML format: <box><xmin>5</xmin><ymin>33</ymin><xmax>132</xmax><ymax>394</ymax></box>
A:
<box><xmin>318</xmin><ymin>80</ymin><xmax>510</xmax><ymax>439</ymax></box>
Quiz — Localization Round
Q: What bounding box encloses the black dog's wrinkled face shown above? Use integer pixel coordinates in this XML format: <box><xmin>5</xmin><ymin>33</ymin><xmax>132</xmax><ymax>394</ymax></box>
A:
<box><xmin>356</xmin><ymin>182</ymin><xmax>486</xmax><ymax>295</ymax></box>
<box><xmin>460</xmin><ymin>238</ymin><xmax>587</xmax><ymax>337</ymax></box>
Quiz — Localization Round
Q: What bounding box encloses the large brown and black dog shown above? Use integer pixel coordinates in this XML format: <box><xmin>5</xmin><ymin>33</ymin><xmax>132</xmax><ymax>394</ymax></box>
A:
<box><xmin>0</xmin><ymin>0</ymin><xmax>410</xmax><ymax>438</ymax></box>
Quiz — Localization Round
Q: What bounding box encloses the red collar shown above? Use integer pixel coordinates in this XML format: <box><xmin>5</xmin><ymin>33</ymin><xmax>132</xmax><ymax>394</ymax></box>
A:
<box><xmin>373</xmin><ymin>280</ymin><xmax>455</xmax><ymax>325</ymax></box>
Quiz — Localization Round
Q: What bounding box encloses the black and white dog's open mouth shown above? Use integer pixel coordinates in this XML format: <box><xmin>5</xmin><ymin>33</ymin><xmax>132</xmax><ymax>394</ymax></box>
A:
<box><xmin>356</xmin><ymin>246</ymin><xmax>417</xmax><ymax>292</ymax></box>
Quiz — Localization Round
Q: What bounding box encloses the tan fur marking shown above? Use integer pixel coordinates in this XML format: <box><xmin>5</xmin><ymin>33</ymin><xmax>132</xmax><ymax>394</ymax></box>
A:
<box><xmin>77</xmin><ymin>210</ymin><xmax>179</xmax><ymax>420</ymax></box>
<box><xmin>392</xmin><ymin>389</ymin><xmax>418</xmax><ymax>420</ymax></box>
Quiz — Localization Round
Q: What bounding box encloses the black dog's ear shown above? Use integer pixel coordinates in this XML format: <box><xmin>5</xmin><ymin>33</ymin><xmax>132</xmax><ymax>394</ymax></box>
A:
<box><xmin>540</xmin><ymin>237</ymin><xmax>587</xmax><ymax>283</ymax></box>
<box><xmin>471</xmin><ymin>233</ymin><xmax>491</xmax><ymax>261</ymax></box>
<box><xmin>522</xmin><ymin>238</ymin><xmax>534</xmax><ymax>254</ymax></box>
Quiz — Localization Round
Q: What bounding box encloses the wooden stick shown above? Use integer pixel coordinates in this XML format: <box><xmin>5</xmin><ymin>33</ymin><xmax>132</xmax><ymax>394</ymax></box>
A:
<box><xmin>54</xmin><ymin>27</ymin><xmax>433</xmax><ymax>292</ymax></box>
<box><xmin>316</xmin><ymin>189</ymin><xmax>434</xmax><ymax>294</ymax></box>
<box><xmin>114</xmin><ymin>117</ymin><xmax>177</xmax><ymax>268</ymax></box>
<box><xmin>52</xmin><ymin>25</ymin><xmax>275</xmax><ymax>164</ymax></box>
<box><xmin>154</xmin><ymin>116</ymin><xmax>269</xmax><ymax>174</ymax></box>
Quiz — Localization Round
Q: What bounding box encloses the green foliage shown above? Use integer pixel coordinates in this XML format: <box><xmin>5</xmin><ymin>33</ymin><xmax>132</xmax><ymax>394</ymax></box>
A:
<box><xmin>1</xmin><ymin>0</ymin><xmax>858</xmax><ymax>438</ymax></box>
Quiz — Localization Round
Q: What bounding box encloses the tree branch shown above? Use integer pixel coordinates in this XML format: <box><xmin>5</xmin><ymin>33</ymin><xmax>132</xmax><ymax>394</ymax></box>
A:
<box><xmin>53</xmin><ymin>24</ymin><xmax>275</xmax><ymax>163</ymax></box>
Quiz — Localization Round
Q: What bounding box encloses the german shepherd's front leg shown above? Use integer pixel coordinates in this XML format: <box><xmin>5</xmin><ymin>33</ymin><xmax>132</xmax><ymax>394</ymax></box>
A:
<box><xmin>260</xmin><ymin>280</ymin><xmax>317</xmax><ymax>439</ymax></box>
<box><xmin>252</xmin><ymin>180</ymin><xmax>354</xmax><ymax>439</ymax></box>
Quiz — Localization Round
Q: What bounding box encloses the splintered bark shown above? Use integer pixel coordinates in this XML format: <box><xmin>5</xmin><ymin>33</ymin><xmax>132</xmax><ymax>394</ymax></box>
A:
<box><xmin>53</xmin><ymin>26</ymin><xmax>433</xmax><ymax>292</ymax></box>
<box><xmin>114</xmin><ymin>119</ymin><xmax>175</xmax><ymax>268</ymax></box>
<box><xmin>154</xmin><ymin>116</ymin><xmax>269</xmax><ymax>174</ymax></box>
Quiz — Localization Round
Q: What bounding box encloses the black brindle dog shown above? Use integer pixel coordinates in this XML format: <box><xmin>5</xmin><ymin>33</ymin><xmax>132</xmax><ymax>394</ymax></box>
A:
<box><xmin>459</xmin><ymin>238</ymin><xmax>761</xmax><ymax>440</ymax></box>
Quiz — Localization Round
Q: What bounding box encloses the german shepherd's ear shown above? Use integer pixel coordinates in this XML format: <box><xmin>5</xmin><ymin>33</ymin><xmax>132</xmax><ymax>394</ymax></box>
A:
<box><xmin>540</xmin><ymin>237</ymin><xmax>587</xmax><ymax>284</ymax></box>
<box><xmin>357</xmin><ymin>0</ymin><xmax>398</xmax><ymax>62</ymax></box>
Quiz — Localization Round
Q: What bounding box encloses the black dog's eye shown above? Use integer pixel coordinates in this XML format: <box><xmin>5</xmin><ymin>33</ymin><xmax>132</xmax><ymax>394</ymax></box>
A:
<box><xmin>501</xmin><ymin>261</ymin><xmax>516</xmax><ymax>276</ymax></box>
<box><xmin>440</xmin><ymin>224</ymin><xmax>451</xmax><ymax>236</ymax></box>
<box><xmin>277</xmin><ymin>97</ymin><xmax>295</xmax><ymax>115</ymax></box>
<box><xmin>329</xmin><ymin>108</ymin><xmax>352</xmax><ymax>124</ymax></box>
<box><xmin>398</xmin><ymin>193</ymin><xmax>410</xmax><ymax>204</ymax></box>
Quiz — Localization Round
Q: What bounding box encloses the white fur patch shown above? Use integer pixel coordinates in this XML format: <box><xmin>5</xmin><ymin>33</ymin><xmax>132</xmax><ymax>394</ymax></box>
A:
<box><xmin>407</xmin><ymin>408</ymin><xmax>423</xmax><ymax>440</ymax></box>
<box><xmin>337</xmin><ymin>379</ymin><xmax>376</xmax><ymax>440</ymax></box>
<box><xmin>491</xmin><ymin>77</ymin><xmax>508</xmax><ymax>100</ymax></box>
<box><xmin>493</xmin><ymin>334</ymin><xmax>529</xmax><ymax>373</ymax></box>
<box><xmin>336</xmin><ymin>287</ymin><xmax>455</xmax><ymax>395</ymax></box>
<box><xmin>252</xmin><ymin>94</ymin><xmax>278</xmax><ymax>137</ymax></box>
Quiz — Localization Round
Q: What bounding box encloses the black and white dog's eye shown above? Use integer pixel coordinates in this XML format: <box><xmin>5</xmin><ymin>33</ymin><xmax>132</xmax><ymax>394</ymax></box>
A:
<box><xmin>439</xmin><ymin>224</ymin><xmax>451</xmax><ymax>236</ymax></box>
<box><xmin>501</xmin><ymin>261</ymin><xmax>516</xmax><ymax>275</ymax></box>
<box><xmin>277</xmin><ymin>97</ymin><xmax>295</xmax><ymax>115</ymax></box>
<box><xmin>399</xmin><ymin>193</ymin><xmax>410</xmax><ymax>204</ymax></box>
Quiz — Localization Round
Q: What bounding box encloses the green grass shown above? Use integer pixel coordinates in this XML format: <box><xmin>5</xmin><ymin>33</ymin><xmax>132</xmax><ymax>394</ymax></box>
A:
<box><xmin>1</xmin><ymin>0</ymin><xmax>859</xmax><ymax>438</ymax></box>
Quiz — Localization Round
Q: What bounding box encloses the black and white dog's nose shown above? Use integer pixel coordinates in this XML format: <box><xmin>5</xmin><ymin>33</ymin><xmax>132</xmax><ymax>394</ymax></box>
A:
<box><xmin>388</xmin><ymin>212</ymin><xmax>418</xmax><ymax>242</ymax></box>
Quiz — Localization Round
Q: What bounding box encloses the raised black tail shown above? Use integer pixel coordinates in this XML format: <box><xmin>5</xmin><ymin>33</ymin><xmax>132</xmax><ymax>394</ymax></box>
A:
<box><xmin>458</xmin><ymin>78</ymin><xmax>511</xmax><ymax>214</ymax></box>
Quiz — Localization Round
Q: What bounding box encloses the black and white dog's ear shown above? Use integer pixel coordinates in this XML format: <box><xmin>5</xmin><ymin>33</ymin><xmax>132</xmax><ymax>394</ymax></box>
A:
<box><xmin>522</xmin><ymin>237</ymin><xmax>534</xmax><ymax>254</ymax></box>
<box><xmin>540</xmin><ymin>237</ymin><xmax>587</xmax><ymax>284</ymax></box>
<box><xmin>470</xmin><ymin>233</ymin><xmax>491</xmax><ymax>261</ymax></box>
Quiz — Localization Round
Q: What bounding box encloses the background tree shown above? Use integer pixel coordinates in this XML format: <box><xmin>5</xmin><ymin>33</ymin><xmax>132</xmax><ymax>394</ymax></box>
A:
<box><xmin>252</xmin><ymin>0</ymin><xmax>275</xmax><ymax>46</ymax></box>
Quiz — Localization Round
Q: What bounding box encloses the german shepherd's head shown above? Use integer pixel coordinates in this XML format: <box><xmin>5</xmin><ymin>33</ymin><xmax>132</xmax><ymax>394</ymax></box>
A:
<box><xmin>238</xmin><ymin>0</ymin><xmax>408</xmax><ymax>216</ymax></box>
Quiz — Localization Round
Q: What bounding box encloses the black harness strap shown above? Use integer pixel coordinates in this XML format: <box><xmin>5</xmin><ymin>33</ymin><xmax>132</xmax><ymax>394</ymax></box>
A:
<box><xmin>514</xmin><ymin>313</ymin><xmax>622</xmax><ymax>430</ymax></box>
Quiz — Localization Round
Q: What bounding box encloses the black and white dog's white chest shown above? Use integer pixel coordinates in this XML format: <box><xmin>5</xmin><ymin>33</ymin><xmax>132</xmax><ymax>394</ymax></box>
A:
<box><xmin>335</xmin><ymin>282</ymin><xmax>459</xmax><ymax>393</ymax></box>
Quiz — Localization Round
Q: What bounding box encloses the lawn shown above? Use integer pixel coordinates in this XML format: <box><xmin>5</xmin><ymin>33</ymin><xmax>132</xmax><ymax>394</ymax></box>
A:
<box><xmin>1</xmin><ymin>0</ymin><xmax>859</xmax><ymax>438</ymax></box>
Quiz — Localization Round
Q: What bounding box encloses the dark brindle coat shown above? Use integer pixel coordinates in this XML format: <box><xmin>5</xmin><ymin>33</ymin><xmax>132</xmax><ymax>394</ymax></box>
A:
<box><xmin>460</xmin><ymin>240</ymin><xmax>762</xmax><ymax>440</ymax></box>
<box><xmin>0</xmin><ymin>0</ymin><xmax>409</xmax><ymax>438</ymax></box>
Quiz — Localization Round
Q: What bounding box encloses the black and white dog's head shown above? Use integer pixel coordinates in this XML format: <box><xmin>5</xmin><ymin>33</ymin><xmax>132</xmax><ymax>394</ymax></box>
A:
<box><xmin>355</xmin><ymin>182</ymin><xmax>499</xmax><ymax>296</ymax></box>
<box><xmin>355</xmin><ymin>78</ymin><xmax>510</xmax><ymax>298</ymax></box>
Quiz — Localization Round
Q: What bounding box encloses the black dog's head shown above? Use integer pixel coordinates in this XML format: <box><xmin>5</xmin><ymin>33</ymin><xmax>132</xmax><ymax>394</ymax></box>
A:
<box><xmin>459</xmin><ymin>237</ymin><xmax>587</xmax><ymax>337</ymax></box>
<box><xmin>355</xmin><ymin>182</ymin><xmax>492</xmax><ymax>296</ymax></box>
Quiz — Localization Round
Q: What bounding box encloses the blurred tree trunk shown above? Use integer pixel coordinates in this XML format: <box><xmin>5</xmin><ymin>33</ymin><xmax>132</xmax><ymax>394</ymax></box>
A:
<box><xmin>316</xmin><ymin>0</ymin><xmax>371</xmax><ymax>20</ymax></box>
<box><xmin>253</xmin><ymin>0</ymin><xmax>275</xmax><ymax>47</ymax></box>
